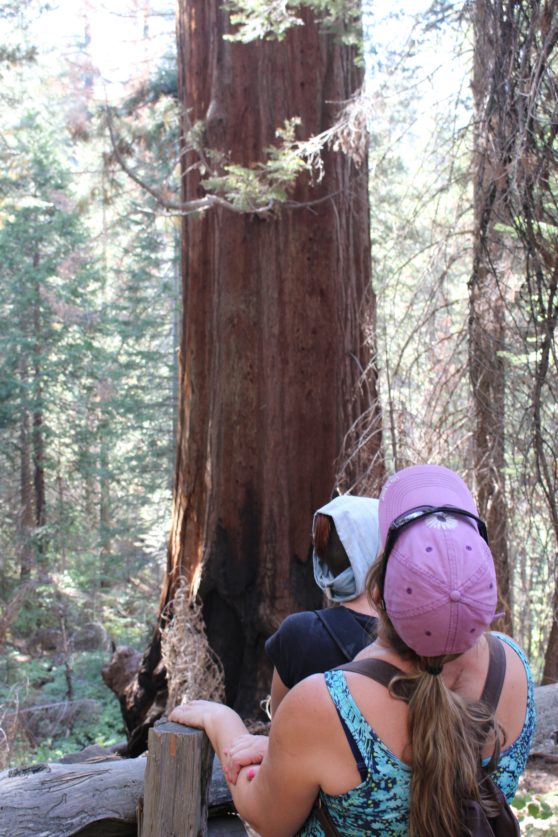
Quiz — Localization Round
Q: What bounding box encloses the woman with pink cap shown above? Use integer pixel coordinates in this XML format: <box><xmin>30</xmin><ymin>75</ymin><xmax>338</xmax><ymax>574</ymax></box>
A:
<box><xmin>170</xmin><ymin>465</ymin><xmax>535</xmax><ymax>836</ymax></box>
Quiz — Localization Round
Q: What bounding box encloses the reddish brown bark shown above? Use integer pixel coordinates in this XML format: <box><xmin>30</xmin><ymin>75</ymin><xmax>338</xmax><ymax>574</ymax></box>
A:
<box><xmin>118</xmin><ymin>2</ymin><xmax>382</xmax><ymax>754</ymax></box>
<box><xmin>469</xmin><ymin>0</ymin><xmax>513</xmax><ymax>634</ymax></box>
<box><xmin>542</xmin><ymin>591</ymin><xmax>558</xmax><ymax>685</ymax></box>
<box><xmin>171</xmin><ymin>0</ymin><xmax>381</xmax><ymax>706</ymax></box>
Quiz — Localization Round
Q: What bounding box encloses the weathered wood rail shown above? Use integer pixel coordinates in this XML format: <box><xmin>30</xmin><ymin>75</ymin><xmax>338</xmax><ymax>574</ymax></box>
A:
<box><xmin>140</xmin><ymin>720</ymin><xmax>237</xmax><ymax>837</ymax></box>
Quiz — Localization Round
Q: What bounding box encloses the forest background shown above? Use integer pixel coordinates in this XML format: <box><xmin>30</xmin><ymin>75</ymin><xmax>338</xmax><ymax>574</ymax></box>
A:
<box><xmin>0</xmin><ymin>0</ymin><xmax>557</xmax><ymax>818</ymax></box>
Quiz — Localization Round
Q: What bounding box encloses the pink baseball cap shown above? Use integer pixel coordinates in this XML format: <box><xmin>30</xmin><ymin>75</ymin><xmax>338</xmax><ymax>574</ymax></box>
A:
<box><xmin>378</xmin><ymin>465</ymin><xmax>498</xmax><ymax>656</ymax></box>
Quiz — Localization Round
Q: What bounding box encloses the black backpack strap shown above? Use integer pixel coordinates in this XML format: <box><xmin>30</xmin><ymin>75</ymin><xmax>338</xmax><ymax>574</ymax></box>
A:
<box><xmin>314</xmin><ymin>608</ymin><xmax>375</xmax><ymax>662</ymax></box>
<box><xmin>480</xmin><ymin>633</ymin><xmax>507</xmax><ymax>711</ymax></box>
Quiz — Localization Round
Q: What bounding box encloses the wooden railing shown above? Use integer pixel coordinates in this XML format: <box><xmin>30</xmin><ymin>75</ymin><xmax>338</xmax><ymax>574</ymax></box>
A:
<box><xmin>140</xmin><ymin>719</ymin><xmax>247</xmax><ymax>837</ymax></box>
<box><xmin>139</xmin><ymin>720</ymin><xmax>213</xmax><ymax>836</ymax></box>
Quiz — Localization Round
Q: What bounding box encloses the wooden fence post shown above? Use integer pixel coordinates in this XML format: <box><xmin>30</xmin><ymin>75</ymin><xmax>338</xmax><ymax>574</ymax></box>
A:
<box><xmin>141</xmin><ymin>720</ymin><xmax>214</xmax><ymax>837</ymax></box>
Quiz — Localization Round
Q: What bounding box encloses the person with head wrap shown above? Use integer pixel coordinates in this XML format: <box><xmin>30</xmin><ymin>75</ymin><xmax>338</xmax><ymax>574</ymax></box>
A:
<box><xmin>170</xmin><ymin>465</ymin><xmax>535</xmax><ymax>837</ymax></box>
<box><xmin>264</xmin><ymin>495</ymin><xmax>380</xmax><ymax>715</ymax></box>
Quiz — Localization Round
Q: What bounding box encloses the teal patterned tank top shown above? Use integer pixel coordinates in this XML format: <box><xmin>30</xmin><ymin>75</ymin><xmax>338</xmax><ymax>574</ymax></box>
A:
<box><xmin>298</xmin><ymin>633</ymin><xmax>535</xmax><ymax>837</ymax></box>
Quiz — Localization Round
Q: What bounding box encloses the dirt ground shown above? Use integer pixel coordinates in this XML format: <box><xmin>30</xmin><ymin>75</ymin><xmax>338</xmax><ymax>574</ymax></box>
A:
<box><xmin>519</xmin><ymin>756</ymin><xmax>558</xmax><ymax>794</ymax></box>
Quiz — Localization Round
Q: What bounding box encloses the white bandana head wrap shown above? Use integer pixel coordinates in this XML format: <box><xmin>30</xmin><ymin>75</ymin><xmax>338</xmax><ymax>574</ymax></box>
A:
<box><xmin>312</xmin><ymin>495</ymin><xmax>380</xmax><ymax>602</ymax></box>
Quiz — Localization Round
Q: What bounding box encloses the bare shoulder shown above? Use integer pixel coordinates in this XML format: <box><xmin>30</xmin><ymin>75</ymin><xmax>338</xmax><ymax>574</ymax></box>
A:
<box><xmin>496</xmin><ymin>633</ymin><xmax>529</xmax><ymax>670</ymax></box>
<box><xmin>273</xmin><ymin>673</ymin><xmax>332</xmax><ymax>727</ymax></box>
<box><xmin>497</xmin><ymin>634</ymin><xmax>530</xmax><ymax>697</ymax></box>
<box><xmin>268</xmin><ymin>674</ymin><xmax>341</xmax><ymax>758</ymax></box>
<box><xmin>488</xmin><ymin>633</ymin><xmax>530</xmax><ymax>748</ymax></box>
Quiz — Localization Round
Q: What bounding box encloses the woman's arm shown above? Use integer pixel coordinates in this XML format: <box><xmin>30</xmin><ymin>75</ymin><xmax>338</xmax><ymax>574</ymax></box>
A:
<box><xmin>169</xmin><ymin>701</ymin><xmax>249</xmax><ymax>758</ymax></box>
<box><xmin>270</xmin><ymin>667</ymin><xmax>290</xmax><ymax>717</ymax></box>
<box><xmin>223</xmin><ymin>734</ymin><xmax>268</xmax><ymax>784</ymax></box>
<box><xmin>169</xmin><ymin>675</ymin><xmax>329</xmax><ymax>837</ymax></box>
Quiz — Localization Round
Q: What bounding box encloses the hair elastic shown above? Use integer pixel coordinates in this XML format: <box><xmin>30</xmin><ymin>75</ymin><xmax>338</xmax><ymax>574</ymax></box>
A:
<box><xmin>425</xmin><ymin>664</ymin><xmax>443</xmax><ymax>676</ymax></box>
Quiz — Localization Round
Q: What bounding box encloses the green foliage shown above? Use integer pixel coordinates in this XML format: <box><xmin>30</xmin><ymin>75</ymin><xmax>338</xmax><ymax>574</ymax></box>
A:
<box><xmin>0</xmin><ymin>0</ymin><xmax>41</xmax><ymax>70</ymax></box>
<box><xmin>202</xmin><ymin>118</ymin><xmax>308</xmax><ymax>210</ymax></box>
<box><xmin>0</xmin><ymin>1</ymin><xmax>178</xmax><ymax>766</ymax></box>
<box><xmin>0</xmin><ymin>649</ymin><xmax>126</xmax><ymax>765</ymax></box>
<box><xmin>121</xmin><ymin>56</ymin><xmax>178</xmax><ymax>112</ymax></box>
<box><xmin>224</xmin><ymin>0</ymin><xmax>304</xmax><ymax>40</ymax></box>
<box><xmin>0</xmin><ymin>0</ymin><xmax>38</xmax><ymax>16</ymax></box>
<box><xmin>512</xmin><ymin>790</ymin><xmax>558</xmax><ymax>834</ymax></box>
<box><xmin>223</xmin><ymin>0</ymin><xmax>361</xmax><ymax>45</ymax></box>
<box><xmin>0</xmin><ymin>45</ymin><xmax>36</xmax><ymax>65</ymax></box>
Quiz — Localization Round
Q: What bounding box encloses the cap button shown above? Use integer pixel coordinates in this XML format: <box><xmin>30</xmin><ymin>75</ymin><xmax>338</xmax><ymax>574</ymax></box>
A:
<box><xmin>450</xmin><ymin>590</ymin><xmax>462</xmax><ymax>602</ymax></box>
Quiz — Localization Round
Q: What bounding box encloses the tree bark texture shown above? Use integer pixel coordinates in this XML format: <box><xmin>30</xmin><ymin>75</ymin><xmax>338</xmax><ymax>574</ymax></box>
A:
<box><xmin>542</xmin><ymin>591</ymin><xmax>558</xmax><ymax>686</ymax></box>
<box><xmin>469</xmin><ymin>0</ymin><xmax>513</xmax><ymax>632</ymax></box>
<box><xmin>0</xmin><ymin>759</ymin><xmax>145</xmax><ymax>837</ymax></box>
<box><xmin>172</xmin><ymin>1</ymin><xmax>380</xmax><ymax>708</ymax></box>
<box><xmin>469</xmin><ymin>0</ymin><xmax>558</xmax><ymax>677</ymax></box>
<box><xmin>142</xmin><ymin>722</ymin><xmax>213</xmax><ymax>837</ymax></box>
<box><xmin>121</xmin><ymin>2</ymin><xmax>382</xmax><ymax>752</ymax></box>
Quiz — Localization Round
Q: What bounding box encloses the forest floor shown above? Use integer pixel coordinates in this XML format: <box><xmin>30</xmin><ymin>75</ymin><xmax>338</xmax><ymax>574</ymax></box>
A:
<box><xmin>520</xmin><ymin>760</ymin><xmax>558</xmax><ymax>792</ymax></box>
<box><xmin>516</xmin><ymin>756</ymin><xmax>558</xmax><ymax>834</ymax></box>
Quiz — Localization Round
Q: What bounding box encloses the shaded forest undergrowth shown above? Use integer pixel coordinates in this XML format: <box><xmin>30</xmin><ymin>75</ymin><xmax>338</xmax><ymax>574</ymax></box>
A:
<box><xmin>0</xmin><ymin>638</ymin><xmax>125</xmax><ymax>769</ymax></box>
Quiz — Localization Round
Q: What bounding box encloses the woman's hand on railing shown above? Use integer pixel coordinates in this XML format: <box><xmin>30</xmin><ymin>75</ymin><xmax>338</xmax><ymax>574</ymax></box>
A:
<box><xmin>169</xmin><ymin>700</ymin><xmax>226</xmax><ymax>730</ymax></box>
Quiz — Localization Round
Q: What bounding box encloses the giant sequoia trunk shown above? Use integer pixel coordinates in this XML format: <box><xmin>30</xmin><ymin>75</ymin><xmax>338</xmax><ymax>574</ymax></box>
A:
<box><xmin>118</xmin><ymin>2</ymin><xmax>382</xmax><ymax>754</ymax></box>
<box><xmin>469</xmin><ymin>0</ymin><xmax>513</xmax><ymax>633</ymax></box>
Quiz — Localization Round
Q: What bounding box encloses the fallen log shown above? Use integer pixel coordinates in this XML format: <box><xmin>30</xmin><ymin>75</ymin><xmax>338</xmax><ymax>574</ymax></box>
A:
<box><xmin>0</xmin><ymin>758</ymin><xmax>145</xmax><ymax>837</ymax></box>
<box><xmin>0</xmin><ymin>753</ymin><xmax>241</xmax><ymax>837</ymax></box>
<box><xmin>530</xmin><ymin>683</ymin><xmax>558</xmax><ymax>754</ymax></box>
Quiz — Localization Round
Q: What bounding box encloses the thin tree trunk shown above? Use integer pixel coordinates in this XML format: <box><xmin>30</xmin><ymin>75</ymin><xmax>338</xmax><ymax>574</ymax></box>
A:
<box><xmin>32</xmin><ymin>253</ymin><xmax>47</xmax><ymax>562</ymax></box>
<box><xmin>469</xmin><ymin>0</ymin><xmax>513</xmax><ymax>632</ymax></box>
<box><xmin>99</xmin><ymin>416</ymin><xmax>112</xmax><ymax>588</ymax></box>
<box><xmin>19</xmin><ymin>404</ymin><xmax>34</xmax><ymax>580</ymax></box>
<box><xmin>543</xmin><ymin>594</ymin><xmax>558</xmax><ymax>685</ymax></box>
<box><xmin>532</xmin><ymin>272</ymin><xmax>558</xmax><ymax>685</ymax></box>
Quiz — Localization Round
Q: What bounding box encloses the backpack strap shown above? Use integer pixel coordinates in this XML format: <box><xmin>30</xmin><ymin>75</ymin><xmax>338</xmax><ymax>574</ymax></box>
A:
<box><xmin>480</xmin><ymin>633</ymin><xmax>507</xmax><ymax>711</ymax></box>
<box><xmin>314</xmin><ymin>608</ymin><xmax>376</xmax><ymax>662</ymax></box>
<box><xmin>337</xmin><ymin>656</ymin><xmax>404</xmax><ymax>686</ymax></box>
<box><xmin>333</xmin><ymin>635</ymin><xmax>518</xmax><ymax>837</ymax></box>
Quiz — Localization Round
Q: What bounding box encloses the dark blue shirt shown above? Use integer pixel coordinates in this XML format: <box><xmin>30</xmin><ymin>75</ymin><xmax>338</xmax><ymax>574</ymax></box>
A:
<box><xmin>265</xmin><ymin>607</ymin><xmax>378</xmax><ymax>689</ymax></box>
